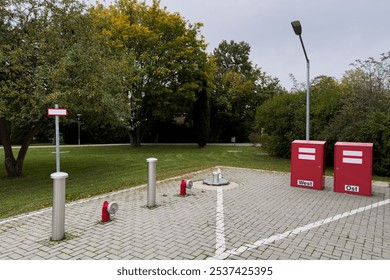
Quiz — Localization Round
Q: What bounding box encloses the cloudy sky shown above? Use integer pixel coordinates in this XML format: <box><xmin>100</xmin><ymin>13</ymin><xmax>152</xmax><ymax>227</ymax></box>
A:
<box><xmin>93</xmin><ymin>0</ymin><xmax>390</xmax><ymax>90</ymax></box>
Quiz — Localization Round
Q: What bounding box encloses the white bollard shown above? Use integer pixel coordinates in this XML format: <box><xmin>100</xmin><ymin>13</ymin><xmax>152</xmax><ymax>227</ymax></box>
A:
<box><xmin>146</xmin><ymin>158</ymin><xmax>157</xmax><ymax>208</ymax></box>
<box><xmin>51</xmin><ymin>172</ymin><xmax>68</xmax><ymax>241</ymax></box>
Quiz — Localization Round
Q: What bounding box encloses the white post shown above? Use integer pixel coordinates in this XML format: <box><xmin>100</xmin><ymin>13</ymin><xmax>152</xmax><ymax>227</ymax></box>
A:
<box><xmin>54</xmin><ymin>104</ymin><xmax>60</xmax><ymax>172</ymax></box>
<box><xmin>78</xmin><ymin>120</ymin><xmax>80</xmax><ymax>145</ymax></box>
<box><xmin>146</xmin><ymin>158</ymin><xmax>157</xmax><ymax>207</ymax></box>
<box><xmin>51</xmin><ymin>172</ymin><xmax>68</xmax><ymax>241</ymax></box>
<box><xmin>77</xmin><ymin>114</ymin><xmax>81</xmax><ymax>145</ymax></box>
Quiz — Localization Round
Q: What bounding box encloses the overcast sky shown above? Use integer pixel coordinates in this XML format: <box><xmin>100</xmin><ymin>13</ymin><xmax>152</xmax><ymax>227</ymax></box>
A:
<box><xmin>93</xmin><ymin>0</ymin><xmax>390</xmax><ymax>90</ymax></box>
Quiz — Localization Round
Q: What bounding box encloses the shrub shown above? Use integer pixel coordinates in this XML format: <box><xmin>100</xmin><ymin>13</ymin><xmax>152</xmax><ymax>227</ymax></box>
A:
<box><xmin>254</xmin><ymin>93</ymin><xmax>305</xmax><ymax>157</ymax></box>
<box><xmin>248</xmin><ymin>132</ymin><xmax>262</xmax><ymax>146</ymax></box>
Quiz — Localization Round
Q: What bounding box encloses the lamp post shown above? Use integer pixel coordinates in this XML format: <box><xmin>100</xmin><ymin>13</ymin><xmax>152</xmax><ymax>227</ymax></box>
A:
<box><xmin>291</xmin><ymin>20</ymin><xmax>310</xmax><ymax>141</ymax></box>
<box><xmin>77</xmin><ymin>114</ymin><xmax>82</xmax><ymax>145</ymax></box>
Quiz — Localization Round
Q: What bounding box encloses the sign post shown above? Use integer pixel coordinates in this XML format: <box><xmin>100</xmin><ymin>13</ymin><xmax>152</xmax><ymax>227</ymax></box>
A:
<box><xmin>48</xmin><ymin>104</ymin><xmax>67</xmax><ymax>172</ymax></box>
<box><xmin>47</xmin><ymin>104</ymin><xmax>68</xmax><ymax>240</ymax></box>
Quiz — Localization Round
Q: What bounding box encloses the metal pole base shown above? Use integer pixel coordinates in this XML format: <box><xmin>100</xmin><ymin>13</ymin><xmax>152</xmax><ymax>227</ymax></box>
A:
<box><xmin>51</xmin><ymin>172</ymin><xmax>68</xmax><ymax>241</ymax></box>
<box><xmin>146</xmin><ymin>158</ymin><xmax>157</xmax><ymax>208</ymax></box>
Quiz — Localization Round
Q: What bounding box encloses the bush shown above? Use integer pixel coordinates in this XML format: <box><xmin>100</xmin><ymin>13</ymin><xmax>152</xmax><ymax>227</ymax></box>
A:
<box><xmin>254</xmin><ymin>88</ymin><xmax>390</xmax><ymax>176</ymax></box>
<box><xmin>248</xmin><ymin>132</ymin><xmax>262</xmax><ymax>146</ymax></box>
<box><xmin>254</xmin><ymin>93</ymin><xmax>305</xmax><ymax>157</ymax></box>
<box><xmin>321</xmin><ymin>90</ymin><xmax>390</xmax><ymax>176</ymax></box>
<box><xmin>361</xmin><ymin>112</ymin><xmax>390</xmax><ymax>176</ymax></box>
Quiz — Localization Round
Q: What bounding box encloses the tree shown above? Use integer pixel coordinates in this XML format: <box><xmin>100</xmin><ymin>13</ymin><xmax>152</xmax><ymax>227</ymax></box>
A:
<box><xmin>210</xmin><ymin>40</ymin><xmax>283</xmax><ymax>142</ymax></box>
<box><xmin>255</xmin><ymin>53</ymin><xmax>390</xmax><ymax>176</ymax></box>
<box><xmin>255</xmin><ymin>75</ymin><xmax>343</xmax><ymax>158</ymax></box>
<box><xmin>255</xmin><ymin>93</ymin><xmax>305</xmax><ymax>157</ymax></box>
<box><xmin>192</xmin><ymin>75</ymin><xmax>210</xmax><ymax>148</ymax></box>
<box><xmin>323</xmin><ymin>54</ymin><xmax>390</xmax><ymax>175</ymax></box>
<box><xmin>310</xmin><ymin>76</ymin><xmax>343</xmax><ymax>137</ymax></box>
<box><xmin>343</xmin><ymin>52</ymin><xmax>390</xmax><ymax>95</ymax></box>
<box><xmin>0</xmin><ymin>0</ymin><xmax>132</xmax><ymax>177</ymax></box>
<box><xmin>91</xmin><ymin>0</ymin><xmax>210</xmax><ymax>146</ymax></box>
<box><xmin>0</xmin><ymin>0</ymin><xmax>83</xmax><ymax>177</ymax></box>
<box><xmin>324</xmin><ymin>55</ymin><xmax>390</xmax><ymax>142</ymax></box>
<box><xmin>213</xmin><ymin>40</ymin><xmax>254</xmax><ymax>78</ymax></box>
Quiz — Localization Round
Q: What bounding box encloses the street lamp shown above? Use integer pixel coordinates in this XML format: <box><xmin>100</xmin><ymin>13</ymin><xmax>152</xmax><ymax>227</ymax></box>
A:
<box><xmin>77</xmin><ymin>114</ymin><xmax>82</xmax><ymax>145</ymax></box>
<box><xmin>291</xmin><ymin>20</ymin><xmax>310</xmax><ymax>141</ymax></box>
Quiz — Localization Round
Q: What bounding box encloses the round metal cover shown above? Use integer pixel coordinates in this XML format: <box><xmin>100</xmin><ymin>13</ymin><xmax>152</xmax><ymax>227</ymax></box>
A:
<box><xmin>186</xmin><ymin>180</ymin><xmax>193</xmax><ymax>189</ymax></box>
<box><xmin>107</xmin><ymin>201</ymin><xmax>119</xmax><ymax>214</ymax></box>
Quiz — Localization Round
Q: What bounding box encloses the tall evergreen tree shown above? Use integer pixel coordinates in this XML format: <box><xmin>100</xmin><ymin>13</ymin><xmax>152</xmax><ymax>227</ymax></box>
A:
<box><xmin>193</xmin><ymin>78</ymin><xmax>210</xmax><ymax>148</ymax></box>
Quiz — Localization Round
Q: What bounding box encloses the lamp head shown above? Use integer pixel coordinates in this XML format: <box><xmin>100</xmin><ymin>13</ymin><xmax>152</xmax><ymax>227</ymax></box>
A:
<box><xmin>291</xmin><ymin>20</ymin><xmax>302</xmax><ymax>36</ymax></box>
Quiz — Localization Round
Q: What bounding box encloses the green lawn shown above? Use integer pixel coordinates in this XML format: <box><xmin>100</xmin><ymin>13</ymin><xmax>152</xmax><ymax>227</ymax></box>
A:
<box><xmin>0</xmin><ymin>144</ymin><xmax>388</xmax><ymax>219</ymax></box>
<box><xmin>0</xmin><ymin>145</ymin><xmax>287</xmax><ymax>218</ymax></box>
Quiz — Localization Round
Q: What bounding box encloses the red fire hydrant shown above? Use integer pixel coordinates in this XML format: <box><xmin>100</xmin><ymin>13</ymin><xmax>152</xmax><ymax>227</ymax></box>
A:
<box><xmin>180</xmin><ymin>180</ymin><xmax>193</xmax><ymax>196</ymax></box>
<box><xmin>101</xmin><ymin>201</ymin><xmax>110</xmax><ymax>223</ymax></box>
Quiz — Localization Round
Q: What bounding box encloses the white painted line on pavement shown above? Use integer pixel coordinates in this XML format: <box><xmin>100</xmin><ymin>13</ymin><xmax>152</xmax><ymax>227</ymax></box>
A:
<box><xmin>220</xmin><ymin>198</ymin><xmax>390</xmax><ymax>259</ymax></box>
<box><xmin>214</xmin><ymin>187</ymin><xmax>226</xmax><ymax>259</ymax></box>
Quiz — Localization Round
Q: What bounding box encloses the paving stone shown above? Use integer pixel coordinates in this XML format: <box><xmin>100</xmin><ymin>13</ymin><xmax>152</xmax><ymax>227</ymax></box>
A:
<box><xmin>193</xmin><ymin>253</ymin><xmax>207</xmax><ymax>260</ymax></box>
<box><xmin>1</xmin><ymin>168</ymin><xmax>389</xmax><ymax>260</ymax></box>
<box><xmin>55</xmin><ymin>253</ymin><xmax>72</xmax><ymax>259</ymax></box>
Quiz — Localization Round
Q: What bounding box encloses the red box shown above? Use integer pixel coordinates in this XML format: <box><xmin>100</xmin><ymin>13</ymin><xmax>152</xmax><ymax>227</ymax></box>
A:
<box><xmin>291</xmin><ymin>140</ymin><xmax>326</xmax><ymax>190</ymax></box>
<box><xmin>334</xmin><ymin>142</ymin><xmax>373</xmax><ymax>196</ymax></box>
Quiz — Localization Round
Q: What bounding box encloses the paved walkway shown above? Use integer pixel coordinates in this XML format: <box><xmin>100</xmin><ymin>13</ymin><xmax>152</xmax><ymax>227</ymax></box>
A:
<box><xmin>0</xmin><ymin>167</ymin><xmax>389</xmax><ymax>260</ymax></box>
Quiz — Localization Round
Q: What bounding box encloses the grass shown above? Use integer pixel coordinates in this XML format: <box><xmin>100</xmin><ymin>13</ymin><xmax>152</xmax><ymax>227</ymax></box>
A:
<box><xmin>0</xmin><ymin>144</ymin><xmax>388</xmax><ymax>219</ymax></box>
<box><xmin>0</xmin><ymin>145</ymin><xmax>287</xmax><ymax>219</ymax></box>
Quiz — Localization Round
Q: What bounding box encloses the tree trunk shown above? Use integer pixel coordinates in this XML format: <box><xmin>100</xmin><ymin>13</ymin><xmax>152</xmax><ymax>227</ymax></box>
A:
<box><xmin>0</xmin><ymin>116</ymin><xmax>44</xmax><ymax>177</ymax></box>
<box><xmin>129</xmin><ymin>126</ymin><xmax>142</xmax><ymax>147</ymax></box>
<box><xmin>0</xmin><ymin>117</ymin><xmax>18</xmax><ymax>176</ymax></box>
<box><xmin>193</xmin><ymin>80</ymin><xmax>210</xmax><ymax>148</ymax></box>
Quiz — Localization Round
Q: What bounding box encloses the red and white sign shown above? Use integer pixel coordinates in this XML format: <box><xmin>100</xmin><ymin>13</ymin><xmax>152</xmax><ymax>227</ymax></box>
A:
<box><xmin>298</xmin><ymin>147</ymin><xmax>316</xmax><ymax>161</ymax></box>
<box><xmin>48</xmin><ymin>108</ymin><xmax>68</xmax><ymax>116</ymax></box>
<box><xmin>342</xmin><ymin>150</ymin><xmax>363</xmax><ymax>164</ymax></box>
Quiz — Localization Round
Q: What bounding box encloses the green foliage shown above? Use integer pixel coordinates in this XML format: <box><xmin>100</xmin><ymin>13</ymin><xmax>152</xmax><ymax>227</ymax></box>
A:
<box><xmin>255</xmin><ymin>93</ymin><xmax>305</xmax><ymax>157</ymax></box>
<box><xmin>0</xmin><ymin>0</ymin><xmax>133</xmax><ymax>177</ymax></box>
<box><xmin>0</xmin><ymin>145</ymin><xmax>292</xmax><ymax>219</ymax></box>
<box><xmin>343</xmin><ymin>52</ymin><xmax>390</xmax><ymax>95</ymax></box>
<box><xmin>309</xmin><ymin>76</ymin><xmax>344</xmax><ymax>164</ymax></box>
<box><xmin>321</xmin><ymin>54</ymin><xmax>390</xmax><ymax>175</ymax></box>
<box><xmin>310</xmin><ymin>76</ymin><xmax>344</xmax><ymax>139</ymax></box>
<box><xmin>62</xmin><ymin>120</ymin><xmax>129</xmax><ymax>144</ymax></box>
<box><xmin>91</xmin><ymin>0</ymin><xmax>210</xmax><ymax>146</ymax></box>
<box><xmin>213</xmin><ymin>40</ymin><xmax>254</xmax><ymax>77</ymax></box>
<box><xmin>255</xmin><ymin>55</ymin><xmax>390</xmax><ymax>176</ymax></box>
<box><xmin>210</xmin><ymin>40</ymin><xmax>284</xmax><ymax>142</ymax></box>
<box><xmin>193</xmin><ymin>78</ymin><xmax>210</xmax><ymax>148</ymax></box>
<box><xmin>361</xmin><ymin>112</ymin><xmax>390</xmax><ymax>176</ymax></box>
<box><xmin>248</xmin><ymin>132</ymin><xmax>262</xmax><ymax>146</ymax></box>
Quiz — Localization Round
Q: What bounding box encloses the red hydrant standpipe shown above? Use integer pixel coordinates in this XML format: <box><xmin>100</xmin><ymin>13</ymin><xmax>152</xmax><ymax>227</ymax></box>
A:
<box><xmin>180</xmin><ymin>180</ymin><xmax>193</xmax><ymax>196</ymax></box>
<box><xmin>180</xmin><ymin>180</ymin><xmax>187</xmax><ymax>196</ymax></box>
<box><xmin>102</xmin><ymin>201</ymin><xmax>110</xmax><ymax>223</ymax></box>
